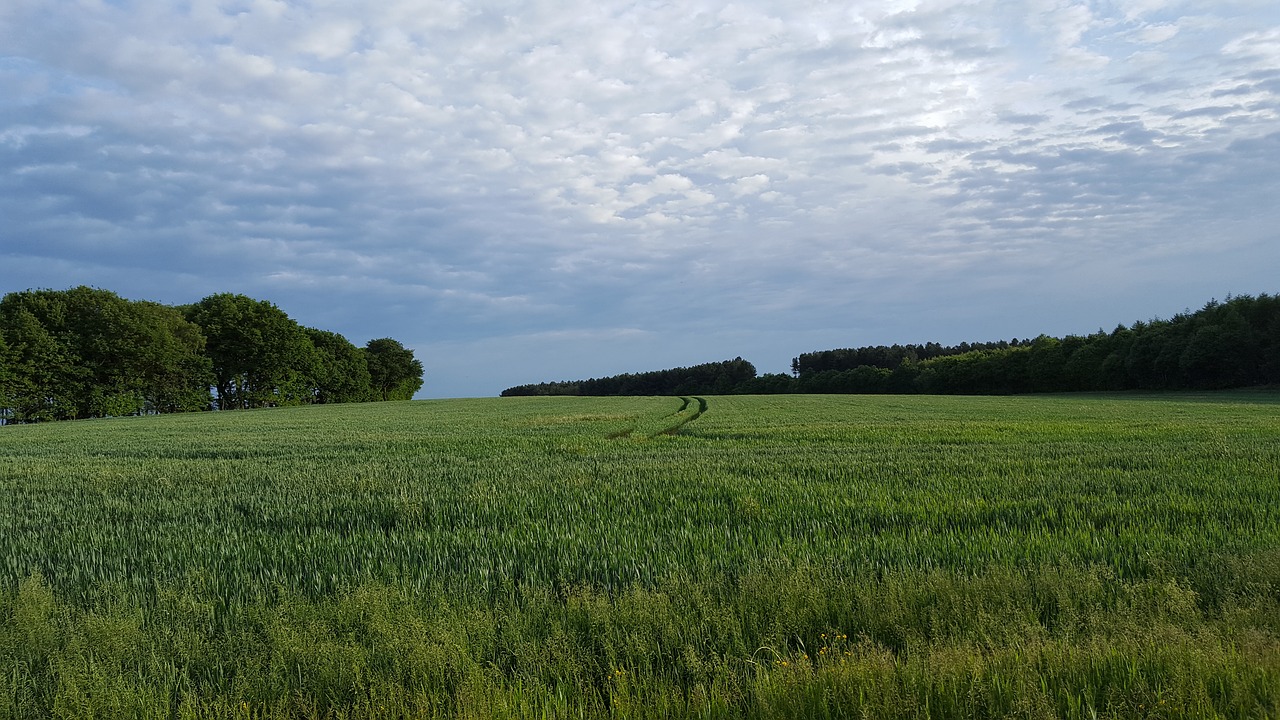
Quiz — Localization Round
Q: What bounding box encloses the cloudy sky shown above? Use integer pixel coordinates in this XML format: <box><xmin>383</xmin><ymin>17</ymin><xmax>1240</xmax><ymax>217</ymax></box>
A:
<box><xmin>3</xmin><ymin>0</ymin><xmax>1278</xmax><ymax>397</ymax></box>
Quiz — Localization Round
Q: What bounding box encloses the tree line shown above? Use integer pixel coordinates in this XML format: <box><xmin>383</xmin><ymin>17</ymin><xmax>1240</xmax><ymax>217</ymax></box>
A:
<box><xmin>791</xmin><ymin>339</ymin><xmax>1025</xmax><ymax>376</ymax></box>
<box><xmin>788</xmin><ymin>294</ymin><xmax>1280</xmax><ymax>395</ymax></box>
<box><xmin>501</xmin><ymin>358</ymin><xmax>758</xmax><ymax>397</ymax></box>
<box><xmin>501</xmin><ymin>294</ymin><xmax>1280</xmax><ymax>397</ymax></box>
<box><xmin>0</xmin><ymin>287</ymin><xmax>424</xmax><ymax>423</ymax></box>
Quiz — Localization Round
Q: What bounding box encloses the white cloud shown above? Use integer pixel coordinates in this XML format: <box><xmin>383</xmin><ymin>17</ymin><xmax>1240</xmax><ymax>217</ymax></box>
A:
<box><xmin>1222</xmin><ymin>27</ymin><xmax>1280</xmax><ymax>64</ymax></box>
<box><xmin>1</xmin><ymin>0</ymin><xmax>1278</xmax><ymax>395</ymax></box>
<box><xmin>731</xmin><ymin>174</ymin><xmax>771</xmax><ymax>197</ymax></box>
<box><xmin>1135</xmin><ymin>23</ymin><xmax>1180</xmax><ymax>44</ymax></box>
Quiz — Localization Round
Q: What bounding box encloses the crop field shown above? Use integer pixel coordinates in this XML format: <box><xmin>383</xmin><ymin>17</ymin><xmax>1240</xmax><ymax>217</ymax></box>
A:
<box><xmin>2</xmin><ymin>393</ymin><xmax>1279</xmax><ymax>718</ymax></box>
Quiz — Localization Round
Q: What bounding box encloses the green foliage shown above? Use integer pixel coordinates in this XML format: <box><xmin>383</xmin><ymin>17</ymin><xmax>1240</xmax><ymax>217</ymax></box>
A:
<box><xmin>126</xmin><ymin>299</ymin><xmax>215</xmax><ymax>413</ymax></box>
<box><xmin>1</xmin><ymin>393</ymin><xmax>1278</xmax><ymax>716</ymax></box>
<box><xmin>2</xmin><ymin>566</ymin><xmax>1276</xmax><ymax>719</ymax></box>
<box><xmin>364</xmin><ymin>337</ymin><xmax>424</xmax><ymax>401</ymax></box>
<box><xmin>0</xmin><ymin>287</ymin><xmax>212</xmax><ymax>421</ymax></box>
<box><xmin>184</xmin><ymin>293</ymin><xmax>319</xmax><ymax>410</ymax></box>
<box><xmin>0</xmin><ymin>291</ymin><xmax>88</xmax><ymax>421</ymax></box>
<box><xmin>793</xmin><ymin>340</ymin><xmax>1013</xmax><ymax>375</ymax></box>
<box><xmin>305</xmin><ymin>328</ymin><xmax>373</xmax><ymax>403</ymax></box>
<box><xmin>502</xmin><ymin>357</ymin><xmax>756</xmax><ymax>397</ymax></box>
<box><xmin>0</xmin><ymin>287</ymin><xmax>419</xmax><ymax>422</ymax></box>
<box><xmin>791</xmin><ymin>294</ymin><xmax>1280</xmax><ymax>395</ymax></box>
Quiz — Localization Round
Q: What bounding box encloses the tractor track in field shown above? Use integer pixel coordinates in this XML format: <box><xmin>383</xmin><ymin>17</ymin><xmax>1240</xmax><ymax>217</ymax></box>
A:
<box><xmin>655</xmin><ymin>396</ymin><xmax>707</xmax><ymax>435</ymax></box>
<box><xmin>607</xmin><ymin>396</ymin><xmax>707</xmax><ymax>440</ymax></box>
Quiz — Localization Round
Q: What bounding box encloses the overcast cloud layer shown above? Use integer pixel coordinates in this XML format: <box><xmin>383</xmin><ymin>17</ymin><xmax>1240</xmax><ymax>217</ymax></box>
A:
<box><xmin>3</xmin><ymin>0</ymin><xmax>1278</xmax><ymax>397</ymax></box>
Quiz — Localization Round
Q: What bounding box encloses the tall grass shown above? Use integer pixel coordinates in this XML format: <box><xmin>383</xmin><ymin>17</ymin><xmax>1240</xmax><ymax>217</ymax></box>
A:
<box><xmin>2</xmin><ymin>393</ymin><xmax>1278</xmax><ymax>717</ymax></box>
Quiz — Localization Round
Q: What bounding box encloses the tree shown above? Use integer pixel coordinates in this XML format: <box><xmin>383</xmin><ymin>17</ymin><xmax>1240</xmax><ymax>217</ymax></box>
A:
<box><xmin>364</xmin><ymin>338</ymin><xmax>424</xmax><ymax>401</ymax></box>
<box><xmin>1179</xmin><ymin>306</ymin><xmax>1256</xmax><ymax>388</ymax></box>
<box><xmin>184</xmin><ymin>294</ymin><xmax>317</xmax><ymax>409</ymax></box>
<box><xmin>0</xmin><ymin>295</ymin><xmax>80</xmax><ymax>420</ymax></box>
<box><xmin>0</xmin><ymin>287</ymin><xmax>211</xmax><ymax>420</ymax></box>
<box><xmin>306</xmin><ymin>328</ymin><xmax>373</xmax><ymax>404</ymax></box>
<box><xmin>736</xmin><ymin>373</ymin><xmax>796</xmax><ymax>394</ymax></box>
<box><xmin>1026</xmin><ymin>335</ymin><xmax>1068</xmax><ymax>392</ymax></box>
<box><xmin>129</xmin><ymin>301</ymin><xmax>213</xmax><ymax>413</ymax></box>
<box><xmin>1265</xmin><ymin>304</ymin><xmax>1280</xmax><ymax>383</ymax></box>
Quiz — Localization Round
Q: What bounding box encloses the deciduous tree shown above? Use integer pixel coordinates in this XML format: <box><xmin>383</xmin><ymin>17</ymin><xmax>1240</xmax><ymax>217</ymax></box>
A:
<box><xmin>0</xmin><ymin>287</ymin><xmax>211</xmax><ymax>420</ymax></box>
<box><xmin>185</xmin><ymin>294</ymin><xmax>316</xmax><ymax>409</ymax></box>
<box><xmin>306</xmin><ymin>328</ymin><xmax>373</xmax><ymax>404</ymax></box>
<box><xmin>364</xmin><ymin>338</ymin><xmax>424</xmax><ymax>401</ymax></box>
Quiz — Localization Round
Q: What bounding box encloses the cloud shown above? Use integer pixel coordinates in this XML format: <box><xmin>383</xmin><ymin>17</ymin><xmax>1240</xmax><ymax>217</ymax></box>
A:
<box><xmin>1</xmin><ymin>0</ymin><xmax>1278</xmax><ymax>396</ymax></box>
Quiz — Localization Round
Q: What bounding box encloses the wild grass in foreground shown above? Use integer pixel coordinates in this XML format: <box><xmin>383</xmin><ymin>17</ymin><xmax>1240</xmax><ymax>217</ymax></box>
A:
<box><xmin>1</xmin><ymin>393</ymin><xmax>1278</xmax><ymax>718</ymax></box>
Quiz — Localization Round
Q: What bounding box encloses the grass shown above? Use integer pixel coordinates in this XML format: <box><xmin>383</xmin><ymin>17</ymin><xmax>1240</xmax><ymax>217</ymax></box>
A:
<box><xmin>1</xmin><ymin>392</ymin><xmax>1279</xmax><ymax>717</ymax></box>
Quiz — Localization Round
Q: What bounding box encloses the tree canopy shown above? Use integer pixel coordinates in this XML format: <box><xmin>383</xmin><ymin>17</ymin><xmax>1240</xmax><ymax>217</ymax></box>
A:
<box><xmin>184</xmin><ymin>294</ymin><xmax>318</xmax><ymax>410</ymax></box>
<box><xmin>365</xmin><ymin>338</ymin><xmax>425</xmax><ymax>401</ymax></box>
<box><xmin>0</xmin><ymin>287</ymin><xmax>211</xmax><ymax>421</ymax></box>
<box><xmin>501</xmin><ymin>358</ymin><xmax>757</xmax><ymax>397</ymax></box>
<box><xmin>306</xmin><ymin>328</ymin><xmax>374</xmax><ymax>405</ymax></box>
<box><xmin>0</xmin><ymin>287</ymin><xmax>424</xmax><ymax>422</ymax></box>
<box><xmin>787</xmin><ymin>294</ymin><xmax>1280</xmax><ymax>395</ymax></box>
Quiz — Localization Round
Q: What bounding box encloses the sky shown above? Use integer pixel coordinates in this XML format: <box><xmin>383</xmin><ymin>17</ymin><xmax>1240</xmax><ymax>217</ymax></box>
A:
<box><xmin>2</xmin><ymin>0</ymin><xmax>1278</xmax><ymax>398</ymax></box>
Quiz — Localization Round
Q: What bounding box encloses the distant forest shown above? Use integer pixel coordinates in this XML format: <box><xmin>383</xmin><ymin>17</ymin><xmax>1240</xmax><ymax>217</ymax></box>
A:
<box><xmin>0</xmin><ymin>287</ymin><xmax>424</xmax><ymax>423</ymax></box>
<box><xmin>502</xmin><ymin>358</ymin><xmax>760</xmax><ymax>397</ymax></box>
<box><xmin>502</xmin><ymin>294</ymin><xmax>1280</xmax><ymax>397</ymax></box>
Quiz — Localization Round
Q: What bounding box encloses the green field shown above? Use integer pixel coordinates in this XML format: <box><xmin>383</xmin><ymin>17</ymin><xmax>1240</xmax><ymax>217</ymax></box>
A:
<box><xmin>2</xmin><ymin>393</ymin><xmax>1279</xmax><ymax>718</ymax></box>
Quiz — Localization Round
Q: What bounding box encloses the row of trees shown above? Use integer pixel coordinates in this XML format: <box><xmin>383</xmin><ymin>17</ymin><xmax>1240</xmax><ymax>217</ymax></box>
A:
<box><xmin>0</xmin><ymin>287</ymin><xmax>424</xmax><ymax>423</ymax></box>
<box><xmin>501</xmin><ymin>358</ymin><xmax>758</xmax><ymax>397</ymax></box>
<box><xmin>501</xmin><ymin>294</ymin><xmax>1280</xmax><ymax>398</ymax></box>
<box><xmin>788</xmin><ymin>294</ymin><xmax>1280</xmax><ymax>395</ymax></box>
<box><xmin>791</xmin><ymin>340</ymin><xmax>1023</xmax><ymax>376</ymax></box>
